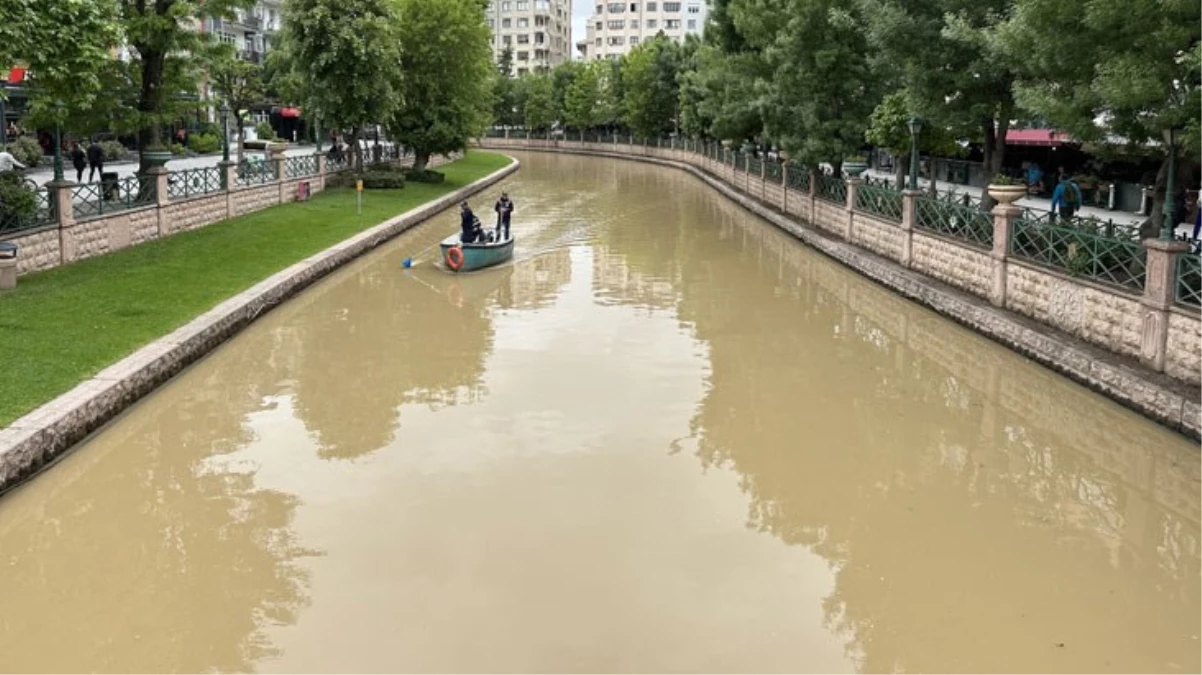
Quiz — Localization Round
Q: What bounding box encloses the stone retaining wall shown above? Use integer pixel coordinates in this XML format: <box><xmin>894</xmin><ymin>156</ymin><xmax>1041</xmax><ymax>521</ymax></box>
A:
<box><xmin>6</xmin><ymin>154</ymin><xmax>453</xmax><ymax>275</ymax></box>
<box><xmin>478</xmin><ymin>138</ymin><xmax>1198</xmax><ymax>438</ymax></box>
<box><xmin>0</xmin><ymin>155</ymin><xmax>517</xmax><ymax>495</ymax></box>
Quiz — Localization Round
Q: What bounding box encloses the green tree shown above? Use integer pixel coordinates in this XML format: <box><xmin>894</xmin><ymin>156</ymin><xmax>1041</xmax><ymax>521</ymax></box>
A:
<box><xmin>550</xmin><ymin>61</ymin><xmax>584</xmax><ymax>120</ymax></box>
<box><xmin>866</xmin><ymin>90</ymin><xmax>963</xmax><ymax>189</ymax></box>
<box><xmin>734</xmin><ymin>0</ymin><xmax>883</xmax><ymax>170</ymax></box>
<box><xmin>521</xmin><ymin>73</ymin><xmax>557</xmax><ymax>132</ymax></box>
<box><xmin>209</xmin><ymin>48</ymin><xmax>265</xmax><ymax>163</ymax></box>
<box><xmin>679</xmin><ymin>45</ymin><xmax>765</xmax><ymax>143</ymax></box>
<box><xmin>997</xmin><ymin>0</ymin><xmax>1200</xmax><ymax>235</ymax></box>
<box><xmin>563</xmin><ymin>62</ymin><xmax>603</xmax><ymax>132</ymax></box>
<box><xmin>387</xmin><ymin>0</ymin><xmax>494</xmax><ymax>171</ymax></box>
<box><xmin>281</xmin><ymin>0</ymin><xmax>399</xmax><ymax>170</ymax></box>
<box><xmin>0</xmin><ymin>0</ymin><xmax>121</xmax><ymax>150</ymax></box>
<box><xmin>864</xmin><ymin>0</ymin><xmax>1024</xmax><ymax>202</ymax></box>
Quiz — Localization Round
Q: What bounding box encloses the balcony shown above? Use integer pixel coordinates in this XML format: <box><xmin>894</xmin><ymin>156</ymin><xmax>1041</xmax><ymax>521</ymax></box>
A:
<box><xmin>237</xmin><ymin>50</ymin><xmax>264</xmax><ymax>64</ymax></box>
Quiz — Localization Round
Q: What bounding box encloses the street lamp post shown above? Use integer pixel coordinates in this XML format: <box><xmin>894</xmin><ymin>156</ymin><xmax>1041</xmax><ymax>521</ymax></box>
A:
<box><xmin>907</xmin><ymin>117</ymin><xmax>923</xmax><ymax>191</ymax></box>
<box><xmin>315</xmin><ymin>114</ymin><xmax>323</xmax><ymax>154</ymax></box>
<box><xmin>52</xmin><ymin>100</ymin><xmax>64</xmax><ymax>183</ymax></box>
<box><xmin>1161</xmin><ymin>127</ymin><xmax>1177</xmax><ymax>241</ymax></box>
<box><xmin>219</xmin><ymin>102</ymin><xmax>231</xmax><ymax>163</ymax></box>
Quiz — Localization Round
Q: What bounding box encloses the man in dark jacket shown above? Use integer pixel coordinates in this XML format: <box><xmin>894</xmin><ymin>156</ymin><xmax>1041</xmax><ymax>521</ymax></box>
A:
<box><xmin>460</xmin><ymin>201</ymin><xmax>481</xmax><ymax>243</ymax></box>
<box><xmin>494</xmin><ymin>192</ymin><xmax>514</xmax><ymax>240</ymax></box>
<box><xmin>86</xmin><ymin>141</ymin><xmax>104</xmax><ymax>182</ymax></box>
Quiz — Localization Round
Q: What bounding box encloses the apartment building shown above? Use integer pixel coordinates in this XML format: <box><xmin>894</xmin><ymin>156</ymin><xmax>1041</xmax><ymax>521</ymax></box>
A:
<box><xmin>487</xmin><ymin>0</ymin><xmax>574</xmax><ymax>76</ymax></box>
<box><xmin>581</xmin><ymin>0</ymin><xmax>707</xmax><ymax>60</ymax></box>
<box><xmin>202</xmin><ymin>0</ymin><xmax>284</xmax><ymax>65</ymax></box>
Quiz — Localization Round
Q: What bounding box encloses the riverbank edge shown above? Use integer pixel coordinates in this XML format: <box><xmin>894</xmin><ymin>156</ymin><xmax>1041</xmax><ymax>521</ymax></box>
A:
<box><xmin>0</xmin><ymin>155</ymin><xmax>520</xmax><ymax>495</ymax></box>
<box><xmin>484</xmin><ymin>143</ymin><xmax>1199</xmax><ymax>441</ymax></box>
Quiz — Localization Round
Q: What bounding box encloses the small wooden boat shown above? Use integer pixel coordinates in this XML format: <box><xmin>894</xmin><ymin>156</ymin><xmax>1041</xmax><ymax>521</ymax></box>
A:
<box><xmin>439</xmin><ymin>233</ymin><xmax>515</xmax><ymax>273</ymax></box>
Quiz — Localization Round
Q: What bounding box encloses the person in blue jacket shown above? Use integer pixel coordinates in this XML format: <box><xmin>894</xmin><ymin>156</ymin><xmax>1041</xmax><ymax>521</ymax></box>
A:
<box><xmin>1050</xmin><ymin>173</ymin><xmax>1083</xmax><ymax>222</ymax></box>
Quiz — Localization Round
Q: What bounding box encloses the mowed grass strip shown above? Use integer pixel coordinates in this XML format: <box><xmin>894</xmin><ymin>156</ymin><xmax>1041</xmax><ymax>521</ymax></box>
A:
<box><xmin>0</xmin><ymin>150</ymin><xmax>513</xmax><ymax>426</ymax></box>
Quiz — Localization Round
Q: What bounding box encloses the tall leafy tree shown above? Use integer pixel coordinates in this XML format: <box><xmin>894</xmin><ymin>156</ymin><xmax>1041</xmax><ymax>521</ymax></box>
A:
<box><xmin>550</xmin><ymin>61</ymin><xmax>584</xmax><ymax>120</ymax></box>
<box><xmin>563</xmin><ymin>62</ymin><xmax>604</xmax><ymax>132</ymax></box>
<box><xmin>866</xmin><ymin>90</ymin><xmax>964</xmax><ymax>189</ymax></box>
<box><xmin>997</xmin><ymin>0</ymin><xmax>1200</xmax><ymax>234</ymax></box>
<box><xmin>387</xmin><ymin>0</ymin><xmax>494</xmax><ymax>171</ymax></box>
<box><xmin>491</xmin><ymin>46</ymin><xmax>523</xmax><ymax>127</ymax></box>
<box><xmin>209</xmin><ymin>48</ymin><xmax>265</xmax><ymax>163</ymax></box>
<box><xmin>734</xmin><ymin>0</ymin><xmax>883</xmax><ymax>169</ymax></box>
<box><xmin>864</xmin><ymin>0</ymin><xmax>1022</xmax><ymax>201</ymax></box>
<box><xmin>0</xmin><ymin>0</ymin><xmax>121</xmax><ymax>149</ymax></box>
<box><xmin>282</xmin><ymin>0</ymin><xmax>399</xmax><ymax>170</ymax></box>
<box><xmin>521</xmin><ymin>73</ymin><xmax>556</xmax><ymax>132</ymax></box>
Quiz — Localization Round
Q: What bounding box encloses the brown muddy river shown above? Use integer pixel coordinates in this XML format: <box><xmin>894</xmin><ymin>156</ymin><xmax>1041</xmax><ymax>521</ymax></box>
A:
<box><xmin>0</xmin><ymin>152</ymin><xmax>1197</xmax><ymax>673</ymax></box>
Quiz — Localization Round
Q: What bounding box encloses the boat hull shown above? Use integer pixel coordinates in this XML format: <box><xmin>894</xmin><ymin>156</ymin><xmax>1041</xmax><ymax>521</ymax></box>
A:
<box><xmin>440</xmin><ymin>235</ymin><xmax>514</xmax><ymax>273</ymax></box>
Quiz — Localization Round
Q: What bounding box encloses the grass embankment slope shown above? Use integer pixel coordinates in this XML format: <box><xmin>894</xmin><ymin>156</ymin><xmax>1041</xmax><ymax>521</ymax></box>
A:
<box><xmin>0</xmin><ymin>150</ymin><xmax>513</xmax><ymax>426</ymax></box>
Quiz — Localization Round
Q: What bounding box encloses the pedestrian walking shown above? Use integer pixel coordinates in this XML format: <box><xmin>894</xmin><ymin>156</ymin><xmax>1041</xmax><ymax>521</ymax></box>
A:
<box><xmin>1050</xmin><ymin>173</ymin><xmax>1083</xmax><ymax>222</ymax></box>
<box><xmin>86</xmin><ymin>140</ymin><xmax>104</xmax><ymax>182</ymax></box>
<box><xmin>70</xmin><ymin>142</ymin><xmax>87</xmax><ymax>183</ymax></box>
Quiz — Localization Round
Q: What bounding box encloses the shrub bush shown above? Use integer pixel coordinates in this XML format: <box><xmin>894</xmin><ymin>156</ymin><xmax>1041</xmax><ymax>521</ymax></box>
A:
<box><xmin>9</xmin><ymin>136</ymin><xmax>44</xmax><ymax>168</ymax></box>
<box><xmin>359</xmin><ymin>170</ymin><xmax>405</xmax><ymax>189</ymax></box>
<box><xmin>403</xmin><ymin>168</ymin><xmax>445</xmax><ymax>184</ymax></box>
<box><xmin>168</xmin><ymin>143</ymin><xmax>187</xmax><ymax>156</ymax></box>
<box><xmin>255</xmin><ymin>121</ymin><xmax>276</xmax><ymax>141</ymax></box>
<box><xmin>99</xmin><ymin>140</ymin><xmax>128</xmax><ymax>162</ymax></box>
<box><xmin>187</xmin><ymin>132</ymin><xmax>222</xmax><ymax>154</ymax></box>
<box><xmin>0</xmin><ymin>172</ymin><xmax>39</xmax><ymax>230</ymax></box>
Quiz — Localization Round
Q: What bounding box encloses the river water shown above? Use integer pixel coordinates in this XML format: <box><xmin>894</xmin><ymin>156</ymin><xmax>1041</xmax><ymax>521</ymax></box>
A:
<box><xmin>0</xmin><ymin>152</ymin><xmax>1197</xmax><ymax>673</ymax></box>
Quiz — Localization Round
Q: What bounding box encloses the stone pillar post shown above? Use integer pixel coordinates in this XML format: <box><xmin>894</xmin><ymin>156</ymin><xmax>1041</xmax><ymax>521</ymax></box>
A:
<box><xmin>274</xmin><ymin>155</ymin><xmax>288</xmax><ymax>203</ymax></box>
<box><xmin>0</xmin><ymin>246</ymin><xmax>15</xmax><ymax>290</ymax></box>
<box><xmin>504</xmin><ymin>128</ymin><xmax>510</xmax><ymax>139</ymax></box>
<box><xmin>1139</xmin><ymin>238</ymin><xmax>1191</xmax><ymax>371</ymax></box>
<box><xmin>781</xmin><ymin>163</ymin><xmax>789</xmax><ymax>213</ymax></box>
<box><xmin>744</xmin><ymin>154</ymin><xmax>751</xmax><ymax>194</ymax></box>
<box><xmin>809</xmin><ymin>169</ymin><xmax>819</xmax><ymax>222</ymax></box>
<box><xmin>989</xmin><ymin>203</ymin><xmax>1021</xmax><ymax>307</ymax></box>
<box><xmin>315</xmin><ymin>155</ymin><xmax>327</xmax><ymax>192</ymax></box>
<box><xmin>760</xmin><ymin>159</ymin><xmax>767</xmax><ymax>201</ymax></box>
<box><xmin>148</xmin><ymin>167</ymin><xmax>171</xmax><ymax>237</ymax></box>
<box><xmin>900</xmin><ymin>189</ymin><xmax>921</xmax><ymax>268</ymax></box>
<box><xmin>845</xmin><ymin>177</ymin><xmax>860</xmax><ymax>241</ymax></box>
<box><xmin>48</xmin><ymin>181</ymin><xmax>75</xmax><ymax>265</ymax></box>
<box><xmin>219</xmin><ymin>160</ymin><xmax>238</xmax><ymax>218</ymax></box>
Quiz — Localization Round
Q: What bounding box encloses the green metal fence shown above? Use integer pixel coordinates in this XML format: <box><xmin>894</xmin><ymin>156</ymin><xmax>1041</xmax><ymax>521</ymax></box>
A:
<box><xmin>765</xmin><ymin>160</ymin><xmax>782</xmax><ymax>181</ymax></box>
<box><xmin>72</xmin><ymin>176</ymin><xmax>156</xmax><ymax>220</ymax></box>
<box><xmin>747</xmin><ymin>156</ymin><xmax>762</xmax><ymax>176</ymax></box>
<box><xmin>0</xmin><ymin>179</ymin><xmax>56</xmax><ymax>234</ymax></box>
<box><xmin>854</xmin><ymin>183</ymin><xmax>904</xmax><ymax>223</ymax></box>
<box><xmin>167</xmin><ymin>166</ymin><xmax>223</xmax><ymax>199</ymax></box>
<box><xmin>285</xmin><ymin>154</ymin><xmax>319</xmax><ymax>178</ymax></box>
<box><xmin>1009</xmin><ymin>217</ymin><xmax>1146</xmax><ymax>291</ymax></box>
<box><xmin>914</xmin><ymin>196</ymin><xmax>994</xmax><ymax>248</ymax></box>
<box><xmin>786</xmin><ymin>166</ymin><xmax>810</xmax><ymax>193</ymax></box>
<box><xmin>815</xmin><ymin>173</ymin><xmax>847</xmax><ymax>204</ymax></box>
<box><xmin>237</xmin><ymin>159</ymin><xmax>278</xmax><ymax>186</ymax></box>
<box><xmin>1175</xmin><ymin>253</ymin><xmax>1201</xmax><ymax>309</ymax></box>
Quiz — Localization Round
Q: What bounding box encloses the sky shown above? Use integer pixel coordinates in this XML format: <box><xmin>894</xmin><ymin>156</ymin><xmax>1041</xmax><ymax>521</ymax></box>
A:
<box><xmin>572</xmin><ymin>1</ymin><xmax>592</xmax><ymax>53</ymax></box>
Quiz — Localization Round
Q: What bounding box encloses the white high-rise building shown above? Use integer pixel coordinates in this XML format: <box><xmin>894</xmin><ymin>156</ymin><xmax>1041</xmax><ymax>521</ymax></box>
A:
<box><xmin>486</xmin><ymin>0</ymin><xmax>574</xmax><ymax>76</ymax></box>
<box><xmin>581</xmin><ymin>0</ymin><xmax>707</xmax><ymax>60</ymax></box>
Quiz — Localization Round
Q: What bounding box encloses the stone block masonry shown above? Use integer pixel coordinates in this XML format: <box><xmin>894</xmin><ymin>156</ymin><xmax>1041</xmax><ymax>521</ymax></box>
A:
<box><xmin>5</xmin><ymin>154</ymin><xmax>455</xmax><ymax>276</ymax></box>
<box><xmin>480</xmin><ymin>137</ymin><xmax>1199</xmax><ymax>439</ymax></box>
<box><xmin>0</xmin><ymin>156</ymin><xmax>518</xmax><ymax>495</ymax></box>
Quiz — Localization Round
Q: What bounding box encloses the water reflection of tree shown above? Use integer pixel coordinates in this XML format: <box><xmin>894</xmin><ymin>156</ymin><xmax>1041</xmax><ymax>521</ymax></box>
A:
<box><xmin>0</xmin><ymin>328</ymin><xmax>312</xmax><ymax>673</ymax></box>
<box><xmin>602</xmin><ymin>180</ymin><xmax>1200</xmax><ymax>671</ymax></box>
<box><xmin>291</xmin><ymin>267</ymin><xmax>495</xmax><ymax>460</ymax></box>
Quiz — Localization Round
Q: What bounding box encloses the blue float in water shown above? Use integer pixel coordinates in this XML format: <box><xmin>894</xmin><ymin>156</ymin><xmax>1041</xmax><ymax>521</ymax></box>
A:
<box><xmin>402</xmin><ymin>258</ymin><xmax>413</xmax><ymax>268</ymax></box>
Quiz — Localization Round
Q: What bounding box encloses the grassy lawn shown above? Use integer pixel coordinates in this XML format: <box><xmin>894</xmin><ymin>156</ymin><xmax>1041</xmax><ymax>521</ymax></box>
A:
<box><xmin>0</xmin><ymin>150</ymin><xmax>513</xmax><ymax>426</ymax></box>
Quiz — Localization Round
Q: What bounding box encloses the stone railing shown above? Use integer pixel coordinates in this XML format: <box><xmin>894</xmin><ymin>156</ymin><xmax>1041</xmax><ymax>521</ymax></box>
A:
<box><xmin>2</xmin><ymin>149</ymin><xmax>455</xmax><ymax>279</ymax></box>
<box><xmin>479</xmin><ymin>135</ymin><xmax>1201</xmax><ymax>391</ymax></box>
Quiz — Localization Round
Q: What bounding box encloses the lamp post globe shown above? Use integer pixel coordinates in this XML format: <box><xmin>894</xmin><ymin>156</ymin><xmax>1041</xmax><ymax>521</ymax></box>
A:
<box><xmin>219</xmin><ymin>102</ymin><xmax>231</xmax><ymax>163</ymax></box>
<box><xmin>907</xmin><ymin>117</ymin><xmax>923</xmax><ymax>191</ymax></box>
<box><xmin>1161</xmin><ymin>127</ymin><xmax>1177</xmax><ymax>241</ymax></box>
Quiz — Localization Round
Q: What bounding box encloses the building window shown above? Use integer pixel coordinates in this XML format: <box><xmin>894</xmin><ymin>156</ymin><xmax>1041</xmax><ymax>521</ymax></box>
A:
<box><xmin>645</xmin><ymin>18</ymin><xmax>656</xmax><ymax>27</ymax></box>
<box><xmin>534</xmin><ymin>32</ymin><xmax>546</xmax><ymax>44</ymax></box>
<box><xmin>501</xmin><ymin>1</ymin><xmax>510</xmax><ymax>10</ymax></box>
<box><xmin>687</xmin><ymin>18</ymin><xmax>696</xmax><ymax>28</ymax></box>
<box><xmin>595</xmin><ymin>37</ymin><xmax>602</xmax><ymax>46</ymax></box>
<box><xmin>503</xmin><ymin>34</ymin><xmax>512</xmax><ymax>43</ymax></box>
<box><xmin>646</xmin><ymin>1</ymin><xmax>656</xmax><ymax>10</ymax></box>
<box><xmin>629</xmin><ymin>2</ymin><xmax>637</xmax><ymax>10</ymax></box>
<box><xmin>665</xmin><ymin>18</ymin><xmax>680</xmax><ymax>27</ymax></box>
<box><xmin>630</xmin><ymin>36</ymin><xmax>640</xmax><ymax>44</ymax></box>
<box><xmin>596</xmin><ymin>4</ymin><xmax>602</xmax><ymax>13</ymax></box>
<box><xmin>517</xmin><ymin>34</ymin><xmax>529</xmax><ymax>43</ymax></box>
<box><xmin>606</xmin><ymin>2</ymin><xmax>624</xmax><ymax>12</ymax></box>
<box><xmin>517</xmin><ymin>17</ymin><xmax>528</xmax><ymax>26</ymax></box>
<box><xmin>517</xmin><ymin>50</ymin><xmax>529</xmax><ymax>60</ymax></box>
<box><xmin>535</xmin><ymin>0</ymin><xmax>550</xmax><ymax>10</ymax></box>
<box><xmin>607</xmin><ymin>35</ymin><xmax>625</xmax><ymax>45</ymax></box>
<box><xmin>663</xmin><ymin>2</ymin><xmax>681</xmax><ymax>10</ymax></box>
<box><xmin>516</xmin><ymin>0</ymin><xmax>529</xmax><ymax>9</ymax></box>
<box><xmin>630</xmin><ymin>18</ymin><xmax>639</xmax><ymax>28</ymax></box>
<box><xmin>517</xmin><ymin>67</ymin><xmax>528</xmax><ymax>75</ymax></box>
<box><xmin>502</xmin><ymin>17</ymin><xmax>511</xmax><ymax>26</ymax></box>
<box><xmin>607</xmin><ymin>19</ymin><xmax>624</xmax><ymax>28</ymax></box>
<box><xmin>595</xmin><ymin>20</ymin><xmax>602</xmax><ymax>29</ymax></box>
<box><xmin>687</xmin><ymin>3</ymin><xmax>700</xmax><ymax>11</ymax></box>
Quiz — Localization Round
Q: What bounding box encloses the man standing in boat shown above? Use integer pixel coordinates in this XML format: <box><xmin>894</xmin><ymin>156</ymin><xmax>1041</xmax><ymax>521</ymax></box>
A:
<box><xmin>460</xmin><ymin>201</ymin><xmax>483</xmax><ymax>243</ymax></box>
<box><xmin>494</xmin><ymin>192</ymin><xmax>514</xmax><ymax>241</ymax></box>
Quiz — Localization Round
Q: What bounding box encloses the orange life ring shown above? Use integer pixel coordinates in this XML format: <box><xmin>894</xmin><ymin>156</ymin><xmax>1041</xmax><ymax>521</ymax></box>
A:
<box><xmin>446</xmin><ymin>246</ymin><xmax>464</xmax><ymax>271</ymax></box>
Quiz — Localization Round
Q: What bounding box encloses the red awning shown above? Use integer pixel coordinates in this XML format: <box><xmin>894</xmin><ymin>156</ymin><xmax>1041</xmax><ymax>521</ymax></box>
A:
<box><xmin>1005</xmin><ymin>129</ymin><xmax>1072</xmax><ymax>146</ymax></box>
<box><xmin>7</xmin><ymin>66</ymin><xmax>26</xmax><ymax>83</ymax></box>
<box><xmin>280</xmin><ymin>107</ymin><xmax>301</xmax><ymax>118</ymax></box>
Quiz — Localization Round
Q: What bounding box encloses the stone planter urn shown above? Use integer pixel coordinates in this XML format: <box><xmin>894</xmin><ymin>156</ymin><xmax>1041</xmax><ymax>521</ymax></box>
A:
<box><xmin>265</xmin><ymin>141</ymin><xmax>289</xmax><ymax>161</ymax></box>
<box><xmin>721</xmin><ymin>139</ymin><xmax>733</xmax><ymax>149</ymax></box>
<box><xmin>987</xmin><ymin>184</ymin><xmax>1027</xmax><ymax>205</ymax></box>
<box><xmin>140</xmin><ymin>149</ymin><xmax>173</xmax><ymax>170</ymax></box>
<box><xmin>843</xmin><ymin>159</ymin><xmax>869</xmax><ymax>177</ymax></box>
